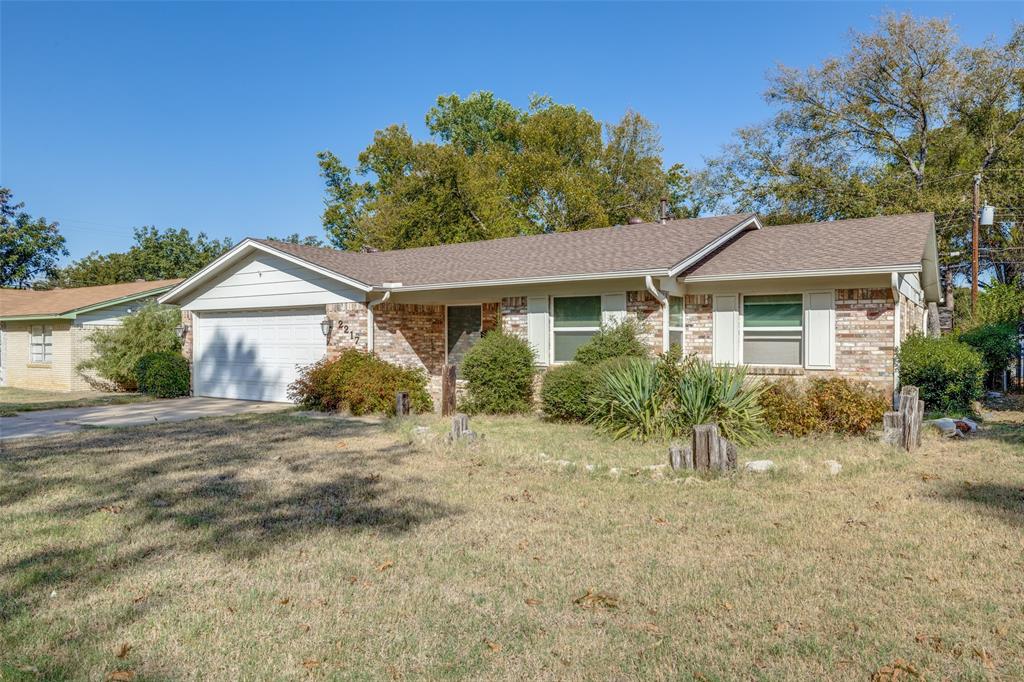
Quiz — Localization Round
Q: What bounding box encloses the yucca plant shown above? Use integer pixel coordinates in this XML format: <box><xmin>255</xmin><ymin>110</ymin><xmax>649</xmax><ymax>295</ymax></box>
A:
<box><xmin>670</xmin><ymin>360</ymin><xmax>768</xmax><ymax>445</ymax></box>
<box><xmin>589</xmin><ymin>357</ymin><xmax>664</xmax><ymax>441</ymax></box>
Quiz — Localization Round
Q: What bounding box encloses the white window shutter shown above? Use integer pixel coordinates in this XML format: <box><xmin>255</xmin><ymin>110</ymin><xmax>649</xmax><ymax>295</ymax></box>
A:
<box><xmin>804</xmin><ymin>291</ymin><xmax>835</xmax><ymax>369</ymax></box>
<box><xmin>601</xmin><ymin>293</ymin><xmax>627</xmax><ymax>326</ymax></box>
<box><xmin>527</xmin><ymin>296</ymin><xmax>549</xmax><ymax>365</ymax></box>
<box><xmin>712</xmin><ymin>294</ymin><xmax>739</xmax><ymax>365</ymax></box>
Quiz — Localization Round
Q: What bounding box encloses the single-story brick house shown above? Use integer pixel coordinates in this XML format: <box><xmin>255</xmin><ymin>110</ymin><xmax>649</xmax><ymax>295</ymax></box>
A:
<box><xmin>159</xmin><ymin>212</ymin><xmax>941</xmax><ymax>404</ymax></box>
<box><xmin>0</xmin><ymin>279</ymin><xmax>182</xmax><ymax>391</ymax></box>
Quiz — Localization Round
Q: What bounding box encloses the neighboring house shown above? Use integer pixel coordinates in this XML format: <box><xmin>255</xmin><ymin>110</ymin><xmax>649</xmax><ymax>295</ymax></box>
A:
<box><xmin>0</xmin><ymin>279</ymin><xmax>183</xmax><ymax>391</ymax></box>
<box><xmin>159</xmin><ymin>213</ymin><xmax>941</xmax><ymax>404</ymax></box>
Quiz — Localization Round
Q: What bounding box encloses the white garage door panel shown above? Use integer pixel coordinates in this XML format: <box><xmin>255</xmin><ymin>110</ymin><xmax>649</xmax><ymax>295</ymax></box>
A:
<box><xmin>196</xmin><ymin>308</ymin><xmax>326</xmax><ymax>402</ymax></box>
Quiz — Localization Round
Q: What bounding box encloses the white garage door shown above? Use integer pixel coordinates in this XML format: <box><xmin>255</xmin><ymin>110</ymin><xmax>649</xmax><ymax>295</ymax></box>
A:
<box><xmin>195</xmin><ymin>308</ymin><xmax>326</xmax><ymax>402</ymax></box>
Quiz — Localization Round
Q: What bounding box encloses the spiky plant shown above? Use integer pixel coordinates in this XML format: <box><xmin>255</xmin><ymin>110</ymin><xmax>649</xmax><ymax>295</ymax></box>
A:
<box><xmin>670</xmin><ymin>359</ymin><xmax>768</xmax><ymax>445</ymax></box>
<box><xmin>589</xmin><ymin>357</ymin><xmax>664</xmax><ymax>441</ymax></box>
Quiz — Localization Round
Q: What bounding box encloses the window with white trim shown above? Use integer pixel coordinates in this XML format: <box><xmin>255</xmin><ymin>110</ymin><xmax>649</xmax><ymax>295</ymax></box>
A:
<box><xmin>742</xmin><ymin>294</ymin><xmax>802</xmax><ymax>366</ymax></box>
<box><xmin>31</xmin><ymin>324</ymin><xmax>53</xmax><ymax>363</ymax></box>
<box><xmin>668</xmin><ymin>296</ymin><xmax>684</xmax><ymax>349</ymax></box>
<box><xmin>552</xmin><ymin>295</ymin><xmax>601</xmax><ymax>363</ymax></box>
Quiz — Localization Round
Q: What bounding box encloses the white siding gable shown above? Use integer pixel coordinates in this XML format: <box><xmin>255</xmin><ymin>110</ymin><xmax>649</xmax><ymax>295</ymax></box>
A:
<box><xmin>181</xmin><ymin>253</ymin><xmax>365</xmax><ymax>312</ymax></box>
<box><xmin>74</xmin><ymin>298</ymin><xmax>158</xmax><ymax>326</ymax></box>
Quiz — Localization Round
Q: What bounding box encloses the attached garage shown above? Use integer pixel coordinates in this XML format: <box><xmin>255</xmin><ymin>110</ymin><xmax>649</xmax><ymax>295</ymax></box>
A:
<box><xmin>193</xmin><ymin>308</ymin><xmax>326</xmax><ymax>402</ymax></box>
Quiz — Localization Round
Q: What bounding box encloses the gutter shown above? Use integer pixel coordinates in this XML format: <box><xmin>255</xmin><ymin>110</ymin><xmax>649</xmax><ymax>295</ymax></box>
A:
<box><xmin>366</xmin><ymin>290</ymin><xmax>392</xmax><ymax>354</ymax></box>
<box><xmin>891</xmin><ymin>272</ymin><xmax>901</xmax><ymax>401</ymax></box>
<box><xmin>645</xmin><ymin>275</ymin><xmax>669</xmax><ymax>353</ymax></box>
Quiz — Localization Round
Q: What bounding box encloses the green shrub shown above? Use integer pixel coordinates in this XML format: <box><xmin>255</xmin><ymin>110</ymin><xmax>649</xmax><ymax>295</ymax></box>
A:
<box><xmin>974</xmin><ymin>283</ymin><xmax>1024</xmax><ymax>326</ymax></box>
<box><xmin>668</xmin><ymin>359</ymin><xmax>767</xmax><ymax>446</ymax></box>
<box><xmin>287</xmin><ymin>350</ymin><xmax>431</xmax><ymax>415</ymax></box>
<box><xmin>460</xmin><ymin>331</ymin><xmax>536</xmax><ymax>414</ymax></box>
<box><xmin>135</xmin><ymin>351</ymin><xmax>190</xmax><ymax>398</ymax></box>
<box><xmin>540</xmin><ymin>362</ymin><xmax>596</xmax><ymax>422</ymax></box>
<box><xmin>78</xmin><ymin>304</ymin><xmax>181</xmax><ymax>391</ymax></box>
<box><xmin>805</xmin><ymin>378</ymin><xmax>887</xmax><ymax>435</ymax></box>
<box><xmin>958</xmin><ymin>323</ymin><xmax>1017</xmax><ymax>385</ymax></box>
<box><xmin>896</xmin><ymin>334</ymin><xmax>985</xmax><ymax>412</ymax></box>
<box><xmin>573</xmin><ymin>319</ymin><xmax>648</xmax><ymax>366</ymax></box>
<box><xmin>590</xmin><ymin>357</ymin><xmax>664</xmax><ymax>441</ymax></box>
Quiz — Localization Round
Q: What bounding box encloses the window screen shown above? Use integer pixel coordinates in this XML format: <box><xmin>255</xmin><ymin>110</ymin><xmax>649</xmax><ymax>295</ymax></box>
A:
<box><xmin>742</xmin><ymin>294</ymin><xmax>802</xmax><ymax>366</ymax></box>
<box><xmin>552</xmin><ymin>296</ymin><xmax>601</xmax><ymax>363</ymax></box>
<box><xmin>30</xmin><ymin>324</ymin><xmax>53</xmax><ymax>363</ymax></box>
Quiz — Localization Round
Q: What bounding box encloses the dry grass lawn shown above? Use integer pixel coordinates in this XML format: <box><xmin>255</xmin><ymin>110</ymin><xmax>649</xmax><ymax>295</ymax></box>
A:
<box><xmin>1</xmin><ymin>400</ymin><xmax>1022</xmax><ymax>680</ymax></box>
<box><xmin>0</xmin><ymin>387</ymin><xmax>152</xmax><ymax>416</ymax></box>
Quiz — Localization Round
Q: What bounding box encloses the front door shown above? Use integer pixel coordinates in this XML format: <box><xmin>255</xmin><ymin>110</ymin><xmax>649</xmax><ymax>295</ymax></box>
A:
<box><xmin>446</xmin><ymin>305</ymin><xmax>482</xmax><ymax>374</ymax></box>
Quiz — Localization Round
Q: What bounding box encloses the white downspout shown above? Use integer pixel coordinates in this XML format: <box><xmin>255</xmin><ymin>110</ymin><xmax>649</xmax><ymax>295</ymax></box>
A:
<box><xmin>366</xmin><ymin>290</ymin><xmax>391</xmax><ymax>355</ymax></box>
<box><xmin>645</xmin><ymin>275</ymin><xmax>669</xmax><ymax>353</ymax></box>
<box><xmin>891</xmin><ymin>272</ymin><xmax>901</xmax><ymax>400</ymax></box>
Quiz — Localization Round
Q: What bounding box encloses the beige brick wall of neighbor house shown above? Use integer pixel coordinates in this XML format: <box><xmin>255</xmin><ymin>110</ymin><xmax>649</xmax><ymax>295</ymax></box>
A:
<box><xmin>2</xmin><ymin>320</ymin><xmax>97</xmax><ymax>391</ymax></box>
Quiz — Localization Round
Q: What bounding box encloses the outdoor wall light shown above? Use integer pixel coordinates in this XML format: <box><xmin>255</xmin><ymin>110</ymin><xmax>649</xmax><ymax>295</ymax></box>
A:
<box><xmin>174</xmin><ymin>324</ymin><xmax>190</xmax><ymax>340</ymax></box>
<box><xmin>320</xmin><ymin>318</ymin><xmax>333</xmax><ymax>337</ymax></box>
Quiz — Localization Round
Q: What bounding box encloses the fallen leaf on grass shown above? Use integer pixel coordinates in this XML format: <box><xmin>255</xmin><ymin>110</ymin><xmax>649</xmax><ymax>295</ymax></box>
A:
<box><xmin>131</xmin><ymin>594</ymin><xmax>147</xmax><ymax>604</ymax></box>
<box><xmin>773</xmin><ymin>622</ymin><xmax>789</xmax><ymax>634</ymax></box>
<box><xmin>920</xmin><ymin>474</ymin><xmax>939</xmax><ymax>482</ymax></box>
<box><xmin>574</xmin><ymin>590</ymin><xmax>619</xmax><ymax>610</ymax></box>
<box><xmin>279</xmin><ymin>598</ymin><xmax>290</xmax><ymax>605</ymax></box>
<box><xmin>336</xmin><ymin>441</ymin><xmax>347</xmax><ymax>449</ymax></box>
<box><xmin>298</xmin><ymin>624</ymin><xmax>311</xmax><ymax>633</ymax></box>
<box><xmin>525</xmin><ymin>598</ymin><xmax>542</xmax><ymax>607</ymax></box>
<box><xmin>97</xmin><ymin>505</ymin><xmax>124</xmax><ymax>514</ymax></box>
<box><xmin>346</xmin><ymin>576</ymin><xmax>359</xmax><ymax>585</ymax></box>
<box><xmin>107</xmin><ymin>672</ymin><xmax>134</xmax><ymax>682</ymax></box>
<box><xmin>870</xmin><ymin>658</ymin><xmax>923</xmax><ymax>681</ymax></box>
<box><xmin>302</xmin><ymin>659</ymin><xmax>320</xmax><ymax>670</ymax></box>
<box><xmin>377</xmin><ymin>561</ymin><xmax>394</xmax><ymax>572</ymax></box>
<box><xmin>720</xmin><ymin>601</ymin><xmax>733</xmax><ymax>611</ymax></box>
<box><xmin>914</xmin><ymin>633</ymin><xmax>944</xmax><ymax>652</ymax></box>
<box><xmin>482</xmin><ymin>638</ymin><xmax>502</xmax><ymax>652</ymax></box>
<box><xmin>115</xmin><ymin>643</ymin><xmax>132</xmax><ymax>659</ymax></box>
<box><xmin>653</xmin><ymin>517</ymin><xmax>668</xmax><ymax>525</ymax></box>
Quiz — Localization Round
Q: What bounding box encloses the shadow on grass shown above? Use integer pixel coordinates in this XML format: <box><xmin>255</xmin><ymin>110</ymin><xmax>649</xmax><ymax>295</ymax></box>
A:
<box><xmin>0</xmin><ymin>412</ymin><xmax>457</xmax><ymax>672</ymax></box>
<box><xmin>942</xmin><ymin>482</ymin><xmax>1024</xmax><ymax>528</ymax></box>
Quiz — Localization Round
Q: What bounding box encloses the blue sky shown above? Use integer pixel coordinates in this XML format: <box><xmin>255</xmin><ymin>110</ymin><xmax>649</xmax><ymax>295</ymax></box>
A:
<box><xmin>2</xmin><ymin>1</ymin><xmax>1020</xmax><ymax>262</ymax></box>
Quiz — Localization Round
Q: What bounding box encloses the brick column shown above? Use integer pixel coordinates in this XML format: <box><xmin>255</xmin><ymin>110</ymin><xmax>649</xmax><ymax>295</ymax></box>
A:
<box><xmin>326</xmin><ymin>302</ymin><xmax>368</xmax><ymax>356</ymax></box>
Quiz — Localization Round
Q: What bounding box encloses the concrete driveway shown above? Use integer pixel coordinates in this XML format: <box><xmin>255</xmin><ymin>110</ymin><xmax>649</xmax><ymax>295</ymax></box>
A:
<box><xmin>0</xmin><ymin>397</ymin><xmax>292</xmax><ymax>441</ymax></box>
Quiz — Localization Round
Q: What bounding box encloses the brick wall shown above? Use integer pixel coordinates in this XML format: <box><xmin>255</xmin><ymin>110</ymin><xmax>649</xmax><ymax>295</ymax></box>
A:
<box><xmin>372</xmin><ymin>302</ymin><xmax>446</xmax><ymax>400</ymax></box>
<box><xmin>684</xmin><ymin>288</ymin><xmax>897</xmax><ymax>396</ymax></box>
<box><xmin>501</xmin><ymin>297</ymin><xmax>528</xmax><ymax>340</ymax></box>
<box><xmin>2</xmin><ymin>320</ymin><xmax>98</xmax><ymax>391</ymax></box>
<box><xmin>482</xmin><ymin>302</ymin><xmax>501</xmax><ymax>334</ymax></box>
<box><xmin>627</xmin><ymin>290</ymin><xmax>664</xmax><ymax>354</ymax></box>
<box><xmin>326</xmin><ymin>302</ymin><xmax>369</xmax><ymax>354</ymax></box>
<box><xmin>684</xmin><ymin>294</ymin><xmax>713</xmax><ymax>360</ymax></box>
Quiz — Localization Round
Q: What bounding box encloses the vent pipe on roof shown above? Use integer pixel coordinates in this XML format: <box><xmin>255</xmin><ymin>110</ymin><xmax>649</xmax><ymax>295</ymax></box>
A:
<box><xmin>660</xmin><ymin>198</ymin><xmax>669</xmax><ymax>224</ymax></box>
<box><xmin>627</xmin><ymin>217</ymin><xmax>644</xmax><ymax>225</ymax></box>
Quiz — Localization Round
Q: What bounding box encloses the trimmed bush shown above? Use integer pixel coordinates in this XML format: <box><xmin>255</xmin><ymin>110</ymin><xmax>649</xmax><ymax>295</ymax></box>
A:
<box><xmin>287</xmin><ymin>350</ymin><xmax>431</xmax><ymax>415</ymax></box>
<box><xmin>573</xmin><ymin>319</ymin><xmax>648</xmax><ymax>366</ymax></box>
<box><xmin>460</xmin><ymin>331</ymin><xmax>536</xmax><ymax>414</ymax></box>
<box><xmin>958</xmin><ymin>323</ymin><xmax>1017</xmax><ymax>385</ymax></box>
<box><xmin>540</xmin><ymin>362</ymin><xmax>596</xmax><ymax>422</ymax></box>
<box><xmin>805</xmin><ymin>378</ymin><xmax>887</xmax><ymax>435</ymax></box>
<box><xmin>759</xmin><ymin>379</ymin><xmax>820</xmax><ymax>437</ymax></box>
<box><xmin>135</xmin><ymin>351</ymin><xmax>190</xmax><ymax>398</ymax></box>
<box><xmin>78</xmin><ymin>304</ymin><xmax>181</xmax><ymax>391</ymax></box>
<box><xmin>896</xmin><ymin>334</ymin><xmax>985</xmax><ymax>412</ymax></box>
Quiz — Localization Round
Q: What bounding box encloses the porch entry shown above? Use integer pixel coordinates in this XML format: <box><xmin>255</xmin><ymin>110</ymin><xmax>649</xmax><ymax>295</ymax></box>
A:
<box><xmin>446</xmin><ymin>305</ymin><xmax>482</xmax><ymax>375</ymax></box>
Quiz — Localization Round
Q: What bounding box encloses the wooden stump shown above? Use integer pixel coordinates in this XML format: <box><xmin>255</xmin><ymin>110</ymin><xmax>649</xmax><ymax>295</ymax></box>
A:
<box><xmin>670</xmin><ymin>424</ymin><xmax>736</xmax><ymax>472</ymax></box>
<box><xmin>441</xmin><ymin>364</ymin><xmax>457</xmax><ymax>416</ymax></box>
<box><xmin>449</xmin><ymin>413</ymin><xmax>474</xmax><ymax>442</ymax></box>
<box><xmin>395</xmin><ymin>391</ymin><xmax>411</xmax><ymax>417</ymax></box>
<box><xmin>883</xmin><ymin>386</ymin><xmax>923</xmax><ymax>452</ymax></box>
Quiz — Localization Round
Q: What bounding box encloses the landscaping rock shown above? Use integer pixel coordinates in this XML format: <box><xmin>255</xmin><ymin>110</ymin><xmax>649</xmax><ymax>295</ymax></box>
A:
<box><xmin>412</xmin><ymin>425</ymin><xmax>431</xmax><ymax>437</ymax></box>
<box><xmin>744</xmin><ymin>460</ymin><xmax>775</xmax><ymax>474</ymax></box>
<box><xmin>824</xmin><ymin>459</ymin><xmax>842</xmax><ymax>476</ymax></box>
<box><xmin>608</xmin><ymin>467</ymin><xmax>621</xmax><ymax>477</ymax></box>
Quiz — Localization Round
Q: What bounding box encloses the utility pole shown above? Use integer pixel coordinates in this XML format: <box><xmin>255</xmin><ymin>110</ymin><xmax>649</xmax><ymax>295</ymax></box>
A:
<box><xmin>971</xmin><ymin>174</ymin><xmax>981</xmax><ymax>312</ymax></box>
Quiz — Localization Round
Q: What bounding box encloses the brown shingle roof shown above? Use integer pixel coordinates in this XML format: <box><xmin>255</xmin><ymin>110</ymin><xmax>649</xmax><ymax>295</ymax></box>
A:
<box><xmin>0</xmin><ymin>279</ymin><xmax>183</xmax><ymax>318</ymax></box>
<box><xmin>684</xmin><ymin>213</ymin><xmax>935</xmax><ymax>278</ymax></box>
<box><xmin>254</xmin><ymin>213</ymin><xmax>755</xmax><ymax>288</ymax></box>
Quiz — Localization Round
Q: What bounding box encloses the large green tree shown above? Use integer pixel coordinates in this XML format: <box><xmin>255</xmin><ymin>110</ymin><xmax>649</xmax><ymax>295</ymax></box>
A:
<box><xmin>54</xmin><ymin>226</ymin><xmax>232</xmax><ymax>287</ymax></box>
<box><xmin>698</xmin><ymin>14</ymin><xmax>1024</xmax><ymax>290</ymax></box>
<box><xmin>319</xmin><ymin>93</ymin><xmax>692</xmax><ymax>251</ymax></box>
<box><xmin>0</xmin><ymin>188</ymin><xmax>68</xmax><ymax>288</ymax></box>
